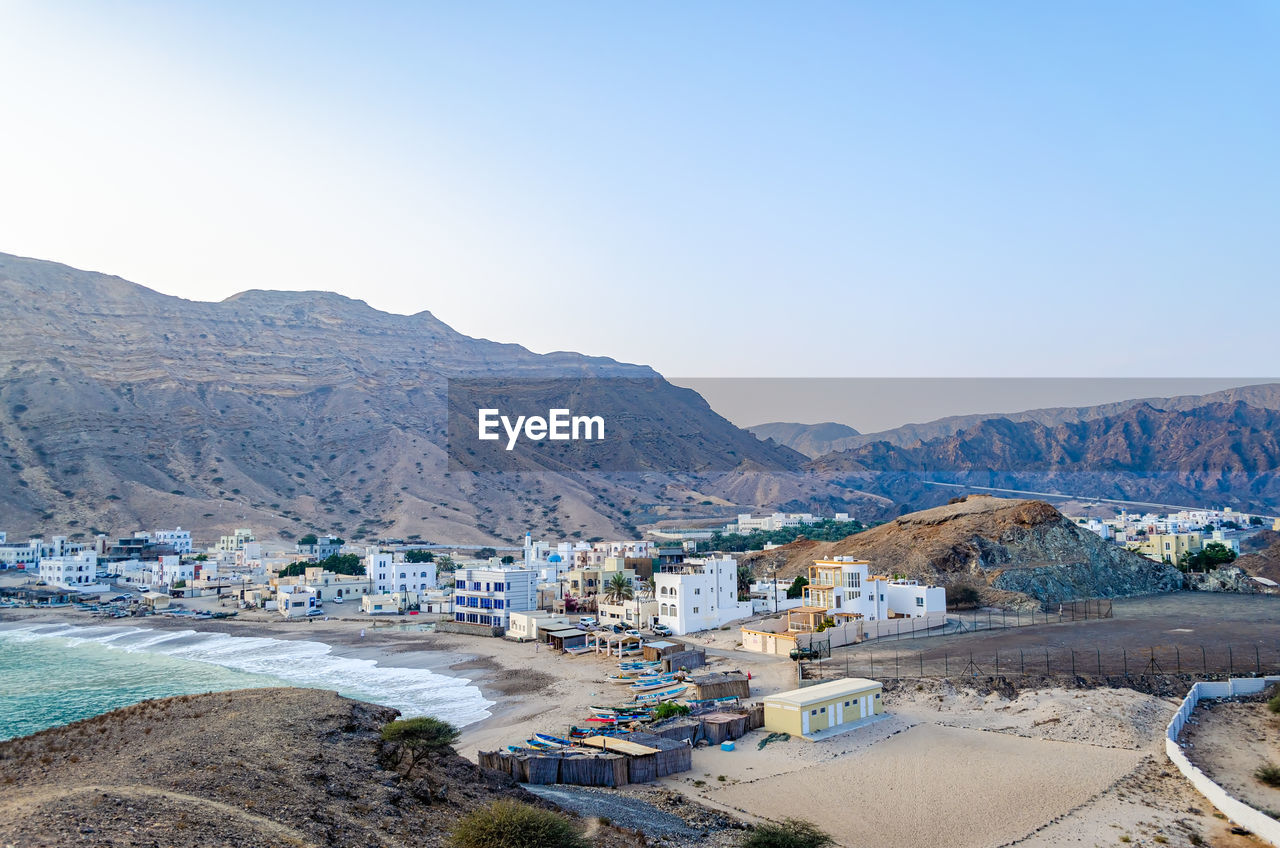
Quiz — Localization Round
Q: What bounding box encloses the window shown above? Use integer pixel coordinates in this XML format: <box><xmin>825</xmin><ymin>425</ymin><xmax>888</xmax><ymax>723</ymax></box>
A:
<box><xmin>820</xmin><ymin>706</ymin><xmax>826</xmax><ymax>713</ymax></box>
<box><xmin>692</xmin><ymin>606</ymin><xmax>699</xmax><ymax>614</ymax></box>
<box><xmin>694</xmin><ymin>588</ymin><xmax>701</xmax><ymax>595</ymax></box>
<box><xmin>810</xmin><ymin>709</ymin><xmax>818</xmax><ymax>715</ymax></box>
<box><xmin>915</xmin><ymin>597</ymin><xmax>924</xmax><ymax>607</ymax></box>
<box><xmin>843</xmin><ymin>701</ymin><xmax>850</xmax><ymax>707</ymax></box>
<box><xmin>494</xmin><ymin>582</ymin><xmax>504</xmax><ymax>591</ymax></box>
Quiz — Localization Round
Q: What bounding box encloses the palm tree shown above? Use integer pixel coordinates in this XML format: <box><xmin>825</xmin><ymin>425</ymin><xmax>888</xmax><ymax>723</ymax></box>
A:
<box><xmin>602</xmin><ymin>571</ymin><xmax>634</xmax><ymax>604</ymax></box>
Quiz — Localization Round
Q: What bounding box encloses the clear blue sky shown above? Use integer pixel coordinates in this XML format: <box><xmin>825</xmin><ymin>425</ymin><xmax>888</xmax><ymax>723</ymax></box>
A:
<box><xmin>1</xmin><ymin>1</ymin><xmax>1277</xmax><ymax>377</ymax></box>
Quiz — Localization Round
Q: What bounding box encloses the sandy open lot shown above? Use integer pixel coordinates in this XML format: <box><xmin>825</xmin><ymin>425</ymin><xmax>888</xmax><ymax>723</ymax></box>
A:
<box><xmin>1183</xmin><ymin>698</ymin><xmax>1280</xmax><ymax>818</ymax></box>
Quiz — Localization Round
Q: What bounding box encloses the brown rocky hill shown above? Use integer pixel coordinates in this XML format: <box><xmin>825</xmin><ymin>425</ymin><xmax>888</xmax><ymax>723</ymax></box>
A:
<box><xmin>805</xmin><ymin>401</ymin><xmax>1280</xmax><ymax>514</ymax></box>
<box><xmin>0</xmin><ymin>688</ymin><xmax>580</xmax><ymax>848</ymax></box>
<box><xmin>0</xmin><ymin>252</ymin><xmax>813</xmax><ymax>543</ymax></box>
<box><xmin>1236</xmin><ymin>539</ymin><xmax>1280</xmax><ymax>585</ymax></box>
<box><xmin>741</xmin><ymin>496</ymin><xmax>1182</xmax><ymax>604</ymax></box>
<box><xmin>757</xmin><ymin>382</ymin><xmax>1280</xmax><ymax>457</ymax></box>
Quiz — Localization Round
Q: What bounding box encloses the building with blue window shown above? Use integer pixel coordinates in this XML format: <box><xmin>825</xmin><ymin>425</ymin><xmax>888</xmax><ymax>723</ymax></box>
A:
<box><xmin>452</xmin><ymin>564</ymin><xmax>538</xmax><ymax>628</ymax></box>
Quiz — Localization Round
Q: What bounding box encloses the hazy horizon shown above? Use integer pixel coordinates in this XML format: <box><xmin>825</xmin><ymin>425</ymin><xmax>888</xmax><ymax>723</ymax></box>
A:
<box><xmin>3</xmin><ymin>2</ymin><xmax>1278</xmax><ymax>378</ymax></box>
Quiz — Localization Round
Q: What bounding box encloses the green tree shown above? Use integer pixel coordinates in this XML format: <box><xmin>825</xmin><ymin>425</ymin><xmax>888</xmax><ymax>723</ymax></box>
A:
<box><xmin>475</xmin><ymin>547</ymin><xmax>497</xmax><ymax>559</ymax></box>
<box><xmin>297</xmin><ymin>533</ymin><xmax>318</xmax><ymax>546</ymax></box>
<box><xmin>449</xmin><ymin>800</ymin><xmax>588</xmax><ymax>848</ymax></box>
<box><xmin>435</xmin><ymin>554</ymin><xmax>456</xmax><ymax>573</ymax></box>
<box><xmin>601</xmin><ymin>571</ymin><xmax>634</xmax><ymax>604</ymax></box>
<box><xmin>405</xmin><ymin>549</ymin><xmax>434</xmax><ymax>563</ymax></box>
<box><xmin>946</xmin><ymin>584</ymin><xmax>982</xmax><ymax>610</ymax></box>
<box><xmin>785</xmin><ymin>575</ymin><xmax>808</xmax><ymax>600</ymax></box>
<box><xmin>1180</xmin><ymin>542</ymin><xmax>1238</xmax><ymax>573</ymax></box>
<box><xmin>277</xmin><ymin>553</ymin><xmax>364</xmax><ymax>578</ymax></box>
<box><xmin>737</xmin><ymin>561</ymin><xmax>755</xmax><ymax>601</ymax></box>
<box><xmin>1250</xmin><ymin>516</ymin><xmax>1265</xmax><ymax>527</ymax></box>
<box><xmin>741</xmin><ymin>818</ymin><xmax>835</xmax><ymax>848</ymax></box>
<box><xmin>381</xmin><ymin>716</ymin><xmax>460</xmax><ymax>779</ymax></box>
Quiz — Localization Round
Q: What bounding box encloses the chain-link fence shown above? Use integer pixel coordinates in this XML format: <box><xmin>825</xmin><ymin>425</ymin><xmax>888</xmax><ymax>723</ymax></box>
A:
<box><xmin>801</xmin><ymin>641</ymin><xmax>1280</xmax><ymax>681</ymax></box>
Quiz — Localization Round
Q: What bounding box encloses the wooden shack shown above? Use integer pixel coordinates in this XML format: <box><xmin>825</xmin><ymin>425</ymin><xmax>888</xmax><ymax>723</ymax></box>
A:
<box><xmin>543</xmin><ymin>626</ymin><xmax>588</xmax><ymax>652</ymax></box>
<box><xmin>642</xmin><ymin>639</ymin><xmax>684</xmax><ymax>662</ymax></box>
<box><xmin>699</xmin><ymin>711</ymin><xmax>751</xmax><ymax>744</ymax></box>
<box><xmin>617</xmin><ymin>731</ymin><xmax>692</xmax><ymax>782</ymax></box>
<box><xmin>661</xmin><ymin>649</ymin><xmax>706</xmax><ymax>673</ymax></box>
<box><xmin>687</xmin><ymin>672</ymin><xmax>750</xmax><ymax>701</ymax></box>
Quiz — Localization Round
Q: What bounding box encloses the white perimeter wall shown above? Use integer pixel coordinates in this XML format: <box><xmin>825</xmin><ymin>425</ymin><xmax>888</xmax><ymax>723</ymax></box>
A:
<box><xmin>1166</xmin><ymin>677</ymin><xmax>1280</xmax><ymax>846</ymax></box>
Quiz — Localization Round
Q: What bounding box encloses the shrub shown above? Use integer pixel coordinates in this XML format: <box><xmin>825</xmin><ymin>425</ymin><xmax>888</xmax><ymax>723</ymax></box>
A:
<box><xmin>1256</xmin><ymin>762</ymin><xmax>1280</xmax><ymax>788</ymax></box>
<box><xmin>741</xmin><ymin>819</ymin><xmax>836</xmax><ymax>848</ymax></box>
<box><xmin>381</xmin><ymin>717</ymin><xmax>460</xmax><ymax>778</ymax></box>
<box><xmin>652</xmin><ymin>701</ymin><xmax>691</xmax><ymax>720</ymax></box>
<box><xmin>1267</xmin><ymin>692</ymin><xmax>1280</xmax><ymax>714</ymax></box>
<box><xmin>449</xmin><ymin>800</ymin><xmax>588</xmax><ymax>848</ymax></box>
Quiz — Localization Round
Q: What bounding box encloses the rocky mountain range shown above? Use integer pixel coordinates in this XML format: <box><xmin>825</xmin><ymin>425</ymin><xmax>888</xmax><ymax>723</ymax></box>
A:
<box><xmin>741</xmin><ymin>495</ymin><xmax>1183</xmax><ymax>604</ymax></box>
<box><xmin>755</xmin><ymin>383</ymin><xmax>1280</xmax><ymax>457</ymax></box>
<box><xmin>0</xmin><ymin>251</ymin><xmax>823</xmax><ymax>544</ymax></box>
<box><xmin>803</xmin><ymin>401</ymin><xmax>1280</xmax><ymax>514</ymax></box>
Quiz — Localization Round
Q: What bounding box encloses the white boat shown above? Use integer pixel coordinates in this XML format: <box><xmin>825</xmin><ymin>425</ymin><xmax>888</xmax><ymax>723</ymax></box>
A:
<box><xmin>633</xmin><ymin>684</ymin><xmax>688</xmax><ymax>703</ymax></box>
<box><xmin>628</xmin><ymin>676</ymin><xmax>678</xmax><ymax>692</ymax></box>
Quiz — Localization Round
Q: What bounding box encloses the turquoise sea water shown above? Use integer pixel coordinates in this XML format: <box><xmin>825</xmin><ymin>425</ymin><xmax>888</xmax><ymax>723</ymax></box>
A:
<box><xmin>0</xmin><ymin>622</ymin><xmax>492</xmax><ymax>741</ymax></box>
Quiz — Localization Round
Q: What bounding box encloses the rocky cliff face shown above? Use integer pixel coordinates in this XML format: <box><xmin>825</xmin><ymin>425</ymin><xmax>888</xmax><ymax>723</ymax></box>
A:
<box><xmin>745</xmin><ymin>496</ymin><xmax>1182</xmax><ymax>604</ymax></box>
<box><xmin>806</xmin><ymin>401</ymin><xmax>1280</xmax><ymax>514</ymax></box>
<box><xmin>0</xmin><ymin>252</ymin><xmax>809</xmax><ymax>542</ymax></box>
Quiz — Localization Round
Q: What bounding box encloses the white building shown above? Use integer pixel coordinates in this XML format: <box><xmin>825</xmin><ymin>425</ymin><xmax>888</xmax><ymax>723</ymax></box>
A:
<box><xmin>152</xmin><ymin>527</ymin><xmax>192</xmax><ymax>555</ymax></box>
<box><xmin>802</xmin><ymin>558</ymin><xmax>946</xmax><ymax>623</ymax></box>
<box><xmin>366</xmin><ymin>548</ymin><xmax>437</xmax><ymax>595</ymax></box>
<box><xmin>277</xmin><ymin>585</ymin><xmax>321</xmax><ymax>618</ymax></box>
<box><xmin>654</xmin><ymin>556</ymin><xmax>752</xmax><ymax>635</ymax></box>
<box><xmin>153</xmin><ymin>556</ymin><xmax>195</xmax><ymax>588</ymax></box>
<box><xmin>452</xmin><ymin>565</ymin><xmax>538</xmax><ymax>628</ymax></box>
<box><xmin>38</xmin><ymin>551</ymin><xmax>108</xmax><ymax>592</ymax></box>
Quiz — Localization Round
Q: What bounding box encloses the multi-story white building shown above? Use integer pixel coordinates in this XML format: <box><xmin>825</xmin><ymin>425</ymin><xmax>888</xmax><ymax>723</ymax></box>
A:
<box><xmin>452</xmin><ymin>565</ymin><xmax>538</xmax><ymax>628</ymax></box>
<box><xmin>217</xmin><ymin>528</ymin><xmax>255</xmax><ymax>553</ymax></box>
<box><xmin>0</xmin><ymin>538</ymin><xmax>41</xmax><ymax>569</ymax></box>
<box><xmin>152</xmin><ymin>555</ymin><xmax>195</xmax><ymax>588</ymax></box>
<box><xmin>654</xmin><ymin>556</ymin><xmax>752</xmax><ymax>635</ymax></box>
<box><xmin>38</xmin><ymin>551</ymin><xmax>108</xmax><ymax>592</ymax></box>
<box><xmin>732</xmin><ymin>512</ymin><xmax>819</xmax><ymax>533</ymax></box>
<box><xmin>793</xmin><ymin>558</ymin><xmax>946</xmax><ymax>627</ymax></box>
<box><xmin>152</xmin><ymin>528</ymin><xmax>192</xmax><ymax>555</ymax></box>
<box><xmin>366</xmin><ymin>548</ymin><xmax>437</xmax><ymax>595</ymax></box>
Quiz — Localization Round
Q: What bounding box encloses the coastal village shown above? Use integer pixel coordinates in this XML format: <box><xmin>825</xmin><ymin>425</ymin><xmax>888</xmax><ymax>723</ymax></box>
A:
<box><xmin>3</xmin><ymin>500</ymin><xmax>1280</xmax><ymax>847</ymax></box>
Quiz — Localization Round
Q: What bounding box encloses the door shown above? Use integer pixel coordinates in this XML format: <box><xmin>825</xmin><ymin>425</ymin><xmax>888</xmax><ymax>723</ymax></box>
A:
<box><xmin>802</xmin><ymin>709</ymin><xmax>810</xmax><ymax>735</ymax></box>
<box><xmin>861</xmin><ymin>695</ymin><xmax>872</xmax><ymax>718</ymax></box>
<box><xmin>835</xmin><ymin>701</ymin><xmax>844</xmax><ymax>725</ymax></box>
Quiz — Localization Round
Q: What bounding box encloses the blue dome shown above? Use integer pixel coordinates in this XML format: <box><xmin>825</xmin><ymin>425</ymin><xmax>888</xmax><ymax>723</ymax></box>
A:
<box><xmin>548</xmin><ymin>553</ymin><xmax>562</xmax><ymax>562</ymax></box>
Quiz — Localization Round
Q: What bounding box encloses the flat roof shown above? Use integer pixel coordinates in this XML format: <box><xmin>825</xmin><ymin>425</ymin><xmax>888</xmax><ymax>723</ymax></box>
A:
<box><xmin>645</xmin><ymin>640</ymin><xmax>677</xmax><ymax>649</ymax></box>
<box><xmin>764</xmin><ymin>677</ymin><xmax>881</xmax><ymax>708</ymax></box>
<box><xmin>544</xmin><ymin>627</ymin><xmax>586</xmax><ymax>637</ymax></box>
<box><xmin>578</xmin><ymin>736</ymin><xmax>658</xmax><ymax>756</ymax></box>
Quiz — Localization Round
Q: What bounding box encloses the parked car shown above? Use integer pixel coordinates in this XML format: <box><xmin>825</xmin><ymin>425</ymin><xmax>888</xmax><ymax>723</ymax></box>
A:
<box><xmin>306</xmin><ymin>608</ymin><xmax>324</xmax><ymax>616</ymax></box>
<box><xmin>331</xmin><ymin>597</ymin><xmax>344</xmax><ymax>604</ymax></box>
<box><xmin>579</xmin><ymin>616</ymin><xmax>597</xmax><ymax>627</ymax></box>
<box><xmin>652</xmin><ymin>624</ymin><xmax>672</xmax><ymax>637</ymax></box>
<box><xmin>624</xmin><ymin>628</ymin><xmax>641</xmax><ymax>637</ymax></box>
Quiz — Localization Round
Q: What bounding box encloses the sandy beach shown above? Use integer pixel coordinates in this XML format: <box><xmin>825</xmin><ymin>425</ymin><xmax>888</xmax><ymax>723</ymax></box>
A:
<box><xmin>1</xmin><ymin>602</ymin><xmax>1266</xmax><ymax>848</ymax></box>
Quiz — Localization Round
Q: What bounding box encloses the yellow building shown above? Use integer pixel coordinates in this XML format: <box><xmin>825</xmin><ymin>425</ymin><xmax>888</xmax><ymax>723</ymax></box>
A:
<box><xmin>763</xmin><ymin>677</ymin><xmax>883</xmax><ymax>740</ymax></box>
<box><xmin>1135</xmin><ymin>533</ymin><xmax>1202</xmax><ymax>565</ymax></box>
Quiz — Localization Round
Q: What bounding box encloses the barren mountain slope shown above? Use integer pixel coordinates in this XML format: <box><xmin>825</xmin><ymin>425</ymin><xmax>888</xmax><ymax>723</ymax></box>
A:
<box><xmin>742</xmin><ymin>495</ymin><xmax>1182</xmax><ymax>603</ymax></box>
<box><xmin>0</xmin><ymin>252</ymin><xmax>813</xmax><ymax>542</ymax></box>
<box><xmin>0</xmin><ymin>688</ymin><xmax>567</xmax><ymax>848</ymax></box>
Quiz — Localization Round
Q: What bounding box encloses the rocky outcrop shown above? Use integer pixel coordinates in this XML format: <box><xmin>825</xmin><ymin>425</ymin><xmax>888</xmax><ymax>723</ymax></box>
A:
<box><xmin>745</xmin><ymin>496</ymin><xmax>1182</xmax><ymax>605</ymax></box>
<box><xmin>0</xmin><ymin>688</ymin><xmax>545</xmax><ymax>848</ymax></box>
<box><xmin>1182</xmin><ymin>566</ymin><xmax>1277</xmax><ymax>594</ymax></box>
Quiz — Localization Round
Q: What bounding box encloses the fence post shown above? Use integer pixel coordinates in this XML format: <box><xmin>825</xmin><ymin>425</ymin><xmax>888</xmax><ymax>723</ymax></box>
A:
<box><xmin>1096</xmin><ymin>648</ymin><xmax>1101</xmax><ymax>676</ymax></box>
<box><xmin>1201</xmin><ymin>645</ymin><xmax>1207</xmax><ymax>674</ymax></box>
<box><xmin>870</xmin><ymin>652</ymin><xmax>874</xmax><ymax>677</ymax></box>
<box><xmin>1071</xmin><ymin>650</ymin><xmax>1076</xmax><ymax>677</ymax></box>
<box><xmin>1256</xmin><ymin>645</ymin><xmax>1261</xmax><ymax>676</ymax></box>
<box><xmin>1123</xmin><ymin>649</ymin><xmax>1128</xmax><ymax>677</ymax></box>
<box><xmin>944</xmin><ymin>652</ymin><xmax>949</xmax><ymax>676</ymax></box>
<box><xmin>1176</xmin><ymin>646</ymin><xmax>1180</xmax><ymax>675</ymax></box>
<box><xmin>1228</xmin><ymin>646</ymin><xmax>1233</xmax><ymax>676</ymax></box>
<box><xmin>919</xmin><ymin>653</ymin><xmax>923</xmax><ymax>677</ymax></box>
<box><xmin>1045</xmin><ymin>648</ymin><xmax>1050</xmax><ymax>676</ymax></box>
<box><xmin>1020</xmin><ymin>649</ymin><xmax>1025</xmax><ymax>675</ymax></box>
<box><xmin>894</xmin><ymin>651</ymin><xmax>899</xmax><ymax>678</ymax></box>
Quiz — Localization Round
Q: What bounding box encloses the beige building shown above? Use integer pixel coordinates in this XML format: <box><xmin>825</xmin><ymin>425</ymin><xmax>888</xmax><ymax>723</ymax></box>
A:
<box><xmin>1135</xmin><ymin>533</ymin><xmax>1203</xmax><ymax>565</ymax></box>
<box><xmin>763</xmin><ymin>678</ymin><xmax>883</xmax><ymax>741</ymax></box>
